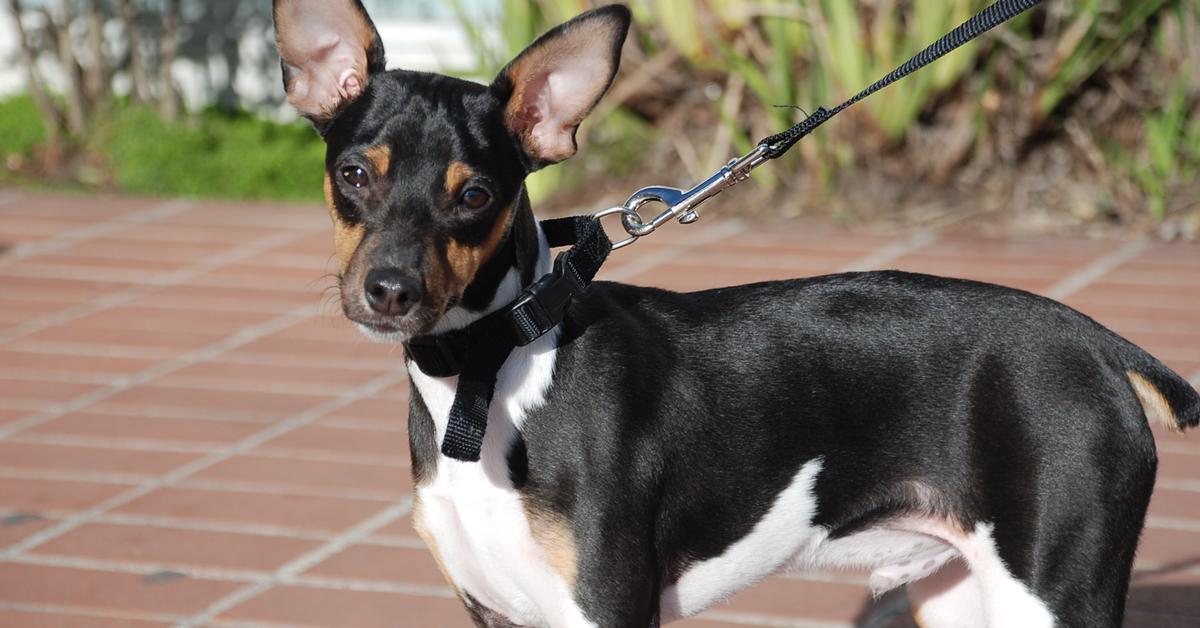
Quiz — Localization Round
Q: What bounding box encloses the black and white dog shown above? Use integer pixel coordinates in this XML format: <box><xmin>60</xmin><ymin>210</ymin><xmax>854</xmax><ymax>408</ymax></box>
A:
<box><xmin>272</xmin><ymin>2</ymin><xmax>1200</xmax><ymax>626</ymax></box>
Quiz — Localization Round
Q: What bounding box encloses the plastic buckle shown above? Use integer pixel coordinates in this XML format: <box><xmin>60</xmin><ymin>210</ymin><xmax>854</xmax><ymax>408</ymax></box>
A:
<box><xmin>505</xmin><ymin>252</ymin><xmax>582</xmax><ymax>346</ymax></box>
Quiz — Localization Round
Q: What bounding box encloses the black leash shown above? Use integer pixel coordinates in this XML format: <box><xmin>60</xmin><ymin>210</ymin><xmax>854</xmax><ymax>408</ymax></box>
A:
<box><xmin>759</xmin><ymin>0</ymin><xmax>1044</xmax><ymax>159</ymax></box>
<box><xmin>409</xmin><ymin>0</ymin><xmax>1044</xmax><ymax>463</ymax></box>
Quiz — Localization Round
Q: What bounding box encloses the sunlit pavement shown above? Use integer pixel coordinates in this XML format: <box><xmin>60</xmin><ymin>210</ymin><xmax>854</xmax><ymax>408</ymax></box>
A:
<box><xmin>0</xmin><ymin>191</ymin><xmax>1197</xmax><ymax>627</ymax></box>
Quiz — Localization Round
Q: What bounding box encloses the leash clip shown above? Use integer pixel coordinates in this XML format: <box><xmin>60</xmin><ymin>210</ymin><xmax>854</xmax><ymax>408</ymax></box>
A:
<box><xmin>596</xmin><ymin>144</ymin><xmax>770</xmax><ymax>250</ymax></box>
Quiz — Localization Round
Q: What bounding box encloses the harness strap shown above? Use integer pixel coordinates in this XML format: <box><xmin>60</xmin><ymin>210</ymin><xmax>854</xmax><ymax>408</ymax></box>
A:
<box><xmin>405</xmin><ymin>216</ymin><xmax>611</xmax><ymax>462</ymax></box>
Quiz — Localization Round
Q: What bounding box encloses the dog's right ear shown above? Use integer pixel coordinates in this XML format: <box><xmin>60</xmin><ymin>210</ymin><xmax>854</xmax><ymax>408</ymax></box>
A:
<box><xmin>273</xmin><ymin>0</ymin><xmax>386</xmax><ymax>127</ymax></box>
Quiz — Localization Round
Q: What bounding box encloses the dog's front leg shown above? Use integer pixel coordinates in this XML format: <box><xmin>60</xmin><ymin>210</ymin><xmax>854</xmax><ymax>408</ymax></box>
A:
<box><xmin>568</xmin><ymin>533</ymin><xmax>661</xmax><ymax>628</ymax></box>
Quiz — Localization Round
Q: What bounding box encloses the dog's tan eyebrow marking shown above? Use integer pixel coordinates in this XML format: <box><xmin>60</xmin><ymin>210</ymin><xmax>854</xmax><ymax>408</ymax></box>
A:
<box><xmin>526</xmin><ymin>508</ymin><xmax>579</xmax><ymax>588</ymax></box>
<box><xmin>363</xmin><ymin>145</ymin><xmax>391</xmax><ymax>176</ymax></box>
<box><xmin>445</xmin><ymin>161</ymin><xmax>475</xmax><ymax>195</ymax></box>
<box><xmin>445</xmin><ymin>204</ymin><xmax>512</xmax><ymax>288</ymax></box>
<box><xmin>324</xmin><ymin>174</ymin><xmax>365</xmax><ymax>273</ymax></box>
<box><xmin>1127</xmin><ymin>370</ymin><xmax>1180</xmax><ymax>432</ymax></box>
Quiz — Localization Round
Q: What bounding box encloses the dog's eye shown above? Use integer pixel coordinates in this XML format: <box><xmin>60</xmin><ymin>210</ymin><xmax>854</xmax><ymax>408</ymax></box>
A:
<box><xmin>460</xmin><ymin>187</ymin><xmax>491</xmax><ymax>210</ymax></box>
<box><xmin>341</xmin><ymin>165</ymin><xmax>370</xmax><ymax>189</ymax></box>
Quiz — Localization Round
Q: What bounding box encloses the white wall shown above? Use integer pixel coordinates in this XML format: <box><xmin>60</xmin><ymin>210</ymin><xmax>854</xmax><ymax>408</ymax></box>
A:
<box><xmin>0</xmin><ymin>3</ymin><xmax>492</xmax><ymax>119</ymax></box>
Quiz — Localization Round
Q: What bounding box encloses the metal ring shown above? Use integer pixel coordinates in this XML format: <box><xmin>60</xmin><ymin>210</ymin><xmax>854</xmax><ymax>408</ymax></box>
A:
<box><xmin>593</xmin><ymin>206</ymin><xmax>644</xmax><ymax>250</ymax></box>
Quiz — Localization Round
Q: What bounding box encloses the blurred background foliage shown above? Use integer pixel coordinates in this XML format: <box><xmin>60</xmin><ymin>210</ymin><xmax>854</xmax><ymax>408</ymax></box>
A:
<box><xmin>1</xmin><ymin>0</ymin><xmax>1197</xmax><ymax>235</ymax></box>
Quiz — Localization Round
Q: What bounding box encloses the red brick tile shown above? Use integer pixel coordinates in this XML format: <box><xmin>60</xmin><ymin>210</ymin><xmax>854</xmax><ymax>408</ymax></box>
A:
<box><xmin>366</xmin><ymin>517</ymin><xmax>419</xmax><ymax>542</ymax></box>
<box><xmin>1128</xmin><ymin>570</ymin><xmax>1200</xmax><ymax>617</ymax></box>
<box><xmin>0</xmin><ymin>441</ymin><xmax>198</xmax><ymax>476</ymax></box>
<box><xmin>0</xmin><ymin>194</ymin><xmax>158</xmax><ymax>221</ymax></box>
<box><xmin>0</xmin><ymin>350</ymin><xmax>161</xmax><ymax>376</ymax></box>
<box><xmin>163</xmin><ymin>201</ymin><xmax>327</xmax><ymax>230</ymax></box>
<box><xmin>0</xmin><ymin>562</ymin><xmax>241</xmax><ymax>616</ymax></box>
<box><xmin>234</xmin><ymin>335</ymin><xmax>398</xmax><ymax>362</ymax></box>
<box><xmin>0</xmin><ymin>298</ymin><xmax>68</xmax><ymax>326</ymax></box>
<box><xmin>188</xmin><ymin>455</ymin><xmax>410</xmax><ymax>497</ymax></box>
<box><xmin>1149</xmin><ymin>488</ymin><xmax>1200</xmax><ymax>521</ymax></box>
<box><xmin>65</xmin><ymin>307</ymin><xmax>274</xmax><ymax>335</ymax></box>
<box><xmin>304</xmin><ymin>543</ymin><xmax>445</xmax><ymax>585</ymax></box>
<box><xmin>59</xmin><ymin>236</ymin><xmax>229</xmax><ymax>265</ymax></box>
<box><xmin>0</xmin><ymin>514</ymin><xmax>55</xmax><ymax>549</ymax></box>
<box><xmin>320</xmin><ymin>396</ymin><xmax>410</xmax><ymax>428</ymax></box>
<box><xmin>115</xmin><ymin>223</ymin><xmax>280</xmax><ymax>245</ymax></box>
<box><xmin>33</xmin><ymin>522</ymin><xmax>319</xmax><ymax>572</ymax></box>
<box><xmin>27</xmin><ymin>412</ymin><xmax>262</xmax><ymax>446</ymax></box>
<box><xmin>218</xmin><ymin>586</ymin><xmax>471</xmax><ymax>628</ymax></box>
<box><xmin>0</xmin><ymin>217</ymin><xmax>95</xmax><ymax>240</ymax></box>
<box><xmin>0</xmin><ymin>609</ymin><xmax>167</xmax><ymax>628</ymax></box>
<box><xmin>0</xmin><ymin>276</ymin><xmax>134</xmax><ymax>304</ymax></box>
<box><xmin>0</xmin><ymin>477</ymin><xmax>131</xmax><ymax>514</ymax></box>
<box><xmin>193</xmin><ymin>263</ymin><xmax>334</xmax><ymax>293</ymax></box>
<box><xmin>116</xmin><ymin>487</ymin><xmax>386</xmax><ymax>534</ymax></box>
<box><xmin>157</xmin><ymin>360</ymin><xmax>383</xmax><ymax>396</ymax></box>
<box><xmin>717</xmin><ymin>576</ymin><xmax>872</xmax><ymax>622</ymax></box>
<box><xmin>0</xmin><ymin>379</ymin><xmax>99</xmax><ymax>403</ymax></box>
<box><xmin>21</xmin><ymin>326</ymin><xmax>225</xmax><ymax>352</ymax></box>
<box><xmin>101</xmin><ymin>385</ymin><xmax>330</xmax><ymax>420</ymax></box>
<box><xmin>129</xmin><ymin>284</ymin><xmax>315</xmax><ymax>313</ymax></box>
<box><xmin>1134</xmin><ymin>527</ymin><xmax>1200</xmax><ymax>568</ymax></box>
<box><xmin>1158</xmin><ymin>452</ymin><xmax>1200</xmax><ymax>482</ymax></box>
<box><xmin>260</xmin><ymin>425</ymin><xmax>409</xmax><ymax>461</ymax></box>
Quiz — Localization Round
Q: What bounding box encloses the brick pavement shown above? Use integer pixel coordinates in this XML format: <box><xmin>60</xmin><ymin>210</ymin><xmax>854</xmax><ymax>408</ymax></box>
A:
<box><xmin>0</xmin><ymin>190</ymin><xmax>1197</xmax><ymax>627</ymax></box>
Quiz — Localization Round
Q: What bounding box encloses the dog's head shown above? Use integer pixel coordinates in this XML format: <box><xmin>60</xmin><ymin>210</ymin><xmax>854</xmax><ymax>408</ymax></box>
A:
<box><xmin>273</xmin><ymin>0</ymin><xmax>630</xmax><ymax>339</ymax></box>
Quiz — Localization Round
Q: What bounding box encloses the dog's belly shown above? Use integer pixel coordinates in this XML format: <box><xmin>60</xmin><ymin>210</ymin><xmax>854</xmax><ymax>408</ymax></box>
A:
<box><xmin>660</xmin><ymin>460</ymin><xmax>963</xmax><ymax>622</ymax></box>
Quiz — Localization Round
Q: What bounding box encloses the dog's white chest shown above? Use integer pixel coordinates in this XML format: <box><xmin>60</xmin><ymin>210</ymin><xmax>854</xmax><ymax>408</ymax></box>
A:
<box><xmin>409</xmin><ymin>322</ymin><xmax>593</xmax><ymax>627</ymax></box>
<box><xmin>416</xmin><ymin>462</ymin><xmax>570</xmax><ymax>625</ymax></box>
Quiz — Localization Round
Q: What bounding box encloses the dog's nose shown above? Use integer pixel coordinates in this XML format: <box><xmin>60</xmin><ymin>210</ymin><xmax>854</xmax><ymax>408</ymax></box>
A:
<box><xmin>364</xmin><ymin>268</ymin><xmax>423</xmax><ymax>316</ymax></box>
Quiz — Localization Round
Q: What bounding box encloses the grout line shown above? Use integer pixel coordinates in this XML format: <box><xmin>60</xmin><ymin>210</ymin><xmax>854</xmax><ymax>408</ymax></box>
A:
<box><xmin>1155</xmin><ymin>478</ymin><xmax>1200</xmax><ymax>493</ymax></box>
<box><xmin>0</xmin><ymin>601</ymin><xmax>184</xmax><ymax>625</ymax></box>
<box><xmin>603</xmin><ymin>219</ymin><xmax>749</xmax><ymax>282</ymax></box>
<box><xmin>697</xmin><ymin>610</ymin><xmax>852</xmax><ymax>628</ymax></box>
<box><xmin>0</xmin><ymin>466</ymin><xmax>402</xmax><ymax>502</ymax></box>
<box><xmin>0</xmin><ymin>199</ymin><xmax>194</xmax><ymax>269</ymax></box>
<box><xmin>1146</xmin><ymin>516</ymin><xmax>1200</xmax><ymax>533</ymax></box>
<box><xmin>91</xmin><ymin>512</ymin><xmax>340</xmax><ymax>542</ymax></box>
<box><xmin>0</xmin><ymin>368</ymin><xmax>406</xmax><ymax>559</ymax></box>
<box><xmin>287</xmin><ymin>573</ymin><xmax>454</xmax><ymax>598</ymax></box>
<box><xmin>0</xmin><ymin>467</ymin><xmax>149</xmax><ymax>485</ymax></box>
<box><xmin>0</xmin><ymin>228</ymin><xmax>311</xmax><ymax>344</ymax></box>
<box><xmin>179</xmin><ymin>498</ymin><xmax>414</xmax><ymax>626</ymax></box>
<box><xmin>11</xmin><ymin>553</ymin><xmax>265</xmax><ymax>583</ymax></box>
<box><xmin>1042</xmin><ymin>239</ymin><xmax>1153</xmax><ymax>301</ymax></box>
<box><xmin>6</xmin><ymin>432</ymin><xmax>408</xmax><ymax>467</ymax></box>
<box><xmin>835</xmin><ymin>229</ymin><xmax>939</xmax><ymax>273</ymax></box>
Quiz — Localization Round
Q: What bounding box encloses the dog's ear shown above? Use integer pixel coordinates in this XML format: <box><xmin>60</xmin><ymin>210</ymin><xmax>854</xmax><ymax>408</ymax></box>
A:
<box><xmin>273</xmin><ymin>0</ymin><xmax>386</xmax><ymax>126</ymax></box>
<box><xmin>491</xmin><ymin>5</ymin><xmax>631</xmax><ymax>169</ymax></box>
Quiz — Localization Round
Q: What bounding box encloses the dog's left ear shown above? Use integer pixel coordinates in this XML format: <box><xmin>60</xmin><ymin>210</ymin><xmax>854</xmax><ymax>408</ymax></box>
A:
<box><xmin>492</xmin><ymin>5</ymin><xmax>631</xmax><ymax>169</ymax></box>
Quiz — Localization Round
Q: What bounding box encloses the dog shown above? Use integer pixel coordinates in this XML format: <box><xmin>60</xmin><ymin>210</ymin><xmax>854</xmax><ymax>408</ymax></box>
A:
<box><xmin>272</xmin><ymin>2</ymin><xmax>1200</xmax><ymax>626</ymax></box>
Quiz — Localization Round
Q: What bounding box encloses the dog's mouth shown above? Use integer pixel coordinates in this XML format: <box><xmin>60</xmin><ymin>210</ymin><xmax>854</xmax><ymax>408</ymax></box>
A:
<box><xmin>345</xmin><ymin>296</ymin><xmax>461</xmax><ymax>342</ymax></box>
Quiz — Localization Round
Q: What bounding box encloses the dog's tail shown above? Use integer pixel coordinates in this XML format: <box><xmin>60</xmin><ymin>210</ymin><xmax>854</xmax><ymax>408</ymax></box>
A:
<box><xmin>1118</xmin><ymin>347</ymin><xmax>1200</xmax><ymax>433</ymax></box>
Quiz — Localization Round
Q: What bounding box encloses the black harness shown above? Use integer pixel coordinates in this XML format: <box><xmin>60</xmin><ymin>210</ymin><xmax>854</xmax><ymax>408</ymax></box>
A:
<box><xmin>406</xmin><ymin>0</ymin><xmax>1044</xmax><ymax>462</ymax></box>
<box><xmin>404</xmin><ymin>217</ymin><xmax>610</xmax><ymax>461</ymax></box>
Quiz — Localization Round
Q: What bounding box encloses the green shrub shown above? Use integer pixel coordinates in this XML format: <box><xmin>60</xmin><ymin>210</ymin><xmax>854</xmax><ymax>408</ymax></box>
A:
<box><xmin>96</xmin><ymin>103</ymin><xmax>325</xmax><ymax>202</ymax></box>
<box><xmin>0</xmin><ymin>94</ymin><xmax>47</xmax><ymax>160</ymax></box>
